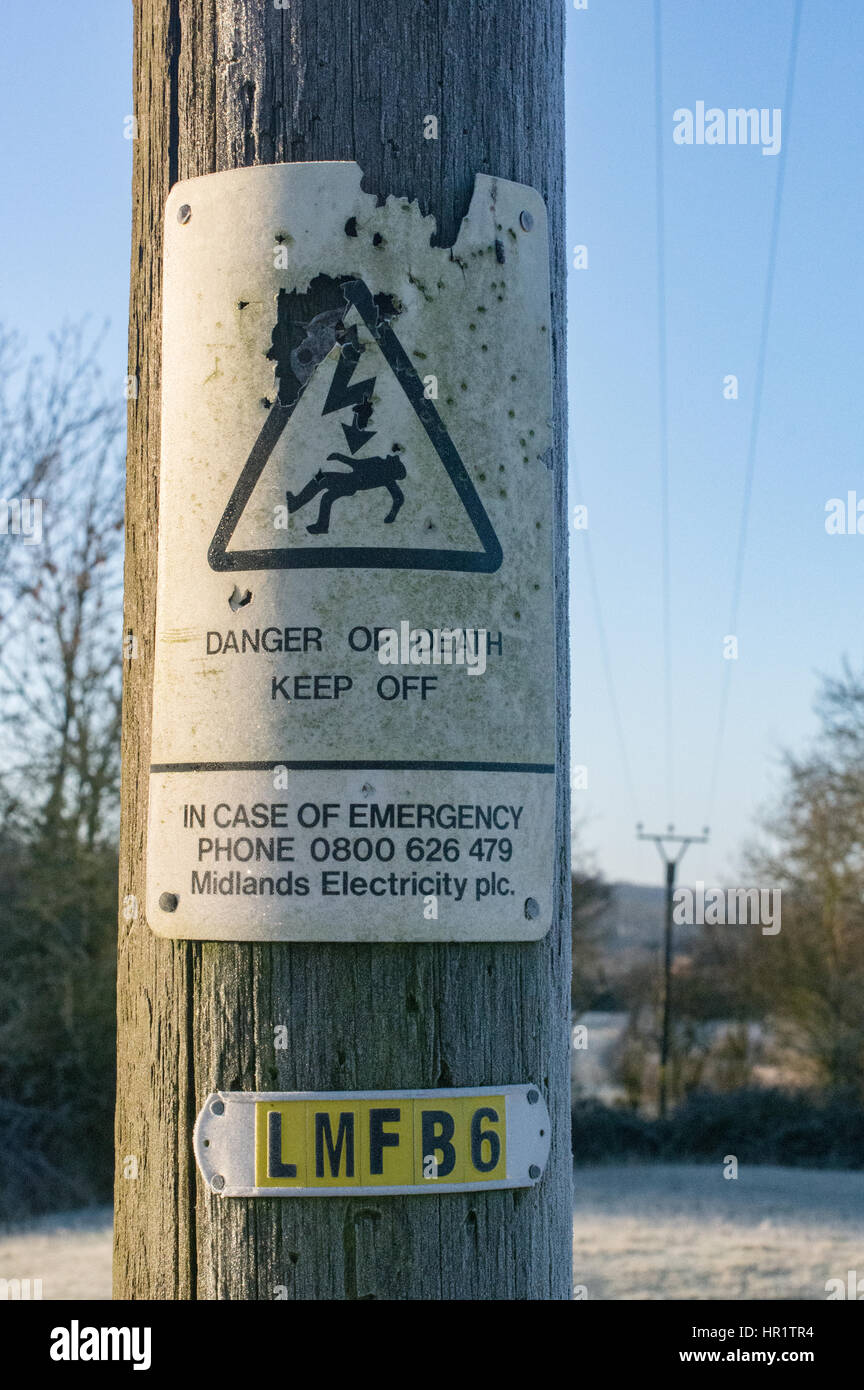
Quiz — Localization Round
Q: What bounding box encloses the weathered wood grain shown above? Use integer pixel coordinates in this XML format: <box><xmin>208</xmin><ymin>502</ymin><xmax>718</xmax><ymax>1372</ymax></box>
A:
<box><xmin>116</xmin><ymin>0</ymin><xmax>571</xmax><ymax>1300</ymax></box>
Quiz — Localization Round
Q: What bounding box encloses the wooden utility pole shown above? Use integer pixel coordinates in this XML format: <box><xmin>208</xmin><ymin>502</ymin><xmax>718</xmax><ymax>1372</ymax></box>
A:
<box><xmin>636</xmin><ymin>825</ymin><xmax>709</xmax><ymax>1118</ymax></box>
<box><xmin>116</xmin><ymin>0</ymin><xmax>570</xmax><ymax>1299</ymax></box>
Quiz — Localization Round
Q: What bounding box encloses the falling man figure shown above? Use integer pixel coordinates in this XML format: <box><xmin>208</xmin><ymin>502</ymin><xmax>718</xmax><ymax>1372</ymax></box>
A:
<box><xmin>286</xmin><ymin>448</ymin><xmax>407</xmax><ymax>535</ymax></box>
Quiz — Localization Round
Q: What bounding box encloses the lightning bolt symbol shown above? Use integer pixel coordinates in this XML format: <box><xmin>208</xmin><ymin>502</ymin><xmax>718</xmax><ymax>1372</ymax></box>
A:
<box><xmin>322</xmin><ymin>324</ymin><xmax>377</xmax><ymax>454</ymax></box>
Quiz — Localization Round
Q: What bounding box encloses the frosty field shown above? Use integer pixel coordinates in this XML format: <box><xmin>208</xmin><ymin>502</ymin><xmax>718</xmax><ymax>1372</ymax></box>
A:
<box><xmin>0</xmin><ymin>1205</ymin><xmax>113</xmax><ymax>1301</ymax></box>
<box><xmin>572</xmin><ymin>1163</ymin><xmax>864</xmax><ymax>1300</ymax></box>
<box><xmin>1</xmin><ymin>1163</ymin><xmax>862</xmax><ymax>1300</ymax></box>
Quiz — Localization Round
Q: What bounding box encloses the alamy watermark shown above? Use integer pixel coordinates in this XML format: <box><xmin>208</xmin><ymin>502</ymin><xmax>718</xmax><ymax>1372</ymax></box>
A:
<box><xmin>673</xmin><ymin>882</ymin><xmax>781</xmax><ymax>935</ymax></box>
<box><xmin>50</xmin><ymin>1323</ymin><xmax>151</xmax><ymax>1370</ymax></box>
<box><xmin>673</xmin><ymin>103</ymin><xmax>781</xmax><ymax>157</ymax></box>
<box><xmin>376</xmin><ymin>622</ymin><xmax>491</xmax><ymax>676</ymax></box>
<box><xmin>0</xmin><ymin>497</ymin><xmax>42</xmax><ymax>544</ymax></box>
<box><xmin>825</xmin><ymin>1270</ymin><xmax>864</xmax><ymax>1300</ymax></box>
<box><xmin>825</xmin><ymin>492</ymin><xmax>864</xmax><ymax>534</ymax></box>
<box><xmin>0</xmin><ymin>1277</ymin><xmax>42</xmax><ymax>1299</ymax></box>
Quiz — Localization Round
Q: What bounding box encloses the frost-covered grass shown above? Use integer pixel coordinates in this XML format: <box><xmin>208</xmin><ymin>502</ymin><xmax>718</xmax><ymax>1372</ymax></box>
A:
<box><xmin>0</xmin><ymin>1205</ymin><xmax>112</xmax><ymax>1300</ymax></box>
<box><xmin>2</xmin><ymin>1164</ymin><xmax>862</xmax><ymax>1300</ymax></box>
<box><xmin>573</xmin><ymin>1163</ymin><xmax>864</xmax><ymax>1300</ymax></box>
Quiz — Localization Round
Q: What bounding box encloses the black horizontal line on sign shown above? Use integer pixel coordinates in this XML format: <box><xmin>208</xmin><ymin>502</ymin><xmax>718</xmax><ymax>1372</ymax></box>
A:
<box><xmin>150</xmin><ymin>760</ymin><xmax>555</xmax><ymax>774</ymax></box>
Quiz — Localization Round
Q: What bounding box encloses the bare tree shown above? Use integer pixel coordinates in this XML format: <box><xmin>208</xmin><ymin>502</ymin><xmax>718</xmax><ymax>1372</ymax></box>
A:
<box><xmin>740</xmin><ymin>663</ymin><xmax>864</xmax><ymax>1095</ymax></box>
<box><xmin>0</xmin><ymin>323</ymin><xmax>124</xmax><ymax>842</ymax></box>
<box><xmin>571</xmin><ymin>824</ymin><xmax>613</xmax><ymax>1010</ymax></box>
<box><xmin>0</xmin><ymin>325</ymin><xmax>123</xmax><ymax>1217</ymax></box>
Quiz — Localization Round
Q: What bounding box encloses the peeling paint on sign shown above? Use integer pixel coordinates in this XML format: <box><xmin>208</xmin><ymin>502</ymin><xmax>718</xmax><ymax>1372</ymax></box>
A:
<box><xmin>147</xmin><ymin>162</ymin><xmax>555</xmax><ymax>941</ymax></box>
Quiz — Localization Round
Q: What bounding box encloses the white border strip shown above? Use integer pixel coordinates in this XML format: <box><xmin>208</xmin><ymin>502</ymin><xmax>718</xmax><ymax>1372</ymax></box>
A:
<box><xmin>193</xmin><ymin>1085</ymin><xmax>551</xmax><ymax>1197</ymax></box>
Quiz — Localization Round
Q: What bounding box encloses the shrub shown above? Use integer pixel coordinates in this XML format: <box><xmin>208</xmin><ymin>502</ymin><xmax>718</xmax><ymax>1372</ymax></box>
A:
<box><xmin>572</xmin><ymin>1087</ymin><xmax>864</xmax><ymax>1169</ymax></box>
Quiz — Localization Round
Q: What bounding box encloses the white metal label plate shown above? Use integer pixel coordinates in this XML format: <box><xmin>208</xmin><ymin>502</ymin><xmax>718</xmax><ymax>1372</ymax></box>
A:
<box><xmin>147</xmin><ymin>162</ymin><xmax>555</xmax><ymax>941</ymax></box>
<box><xmin>193</xmin><ymin>1085</ymin><xmax>550</xmax><ymax>1197</ymax></box>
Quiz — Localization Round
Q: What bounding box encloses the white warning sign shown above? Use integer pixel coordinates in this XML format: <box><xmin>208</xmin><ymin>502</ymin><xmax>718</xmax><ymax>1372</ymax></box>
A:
<box><xmin>146</xmin><ymin>162</ymin><xmax>556</xmax><ymax>942</ymax></box>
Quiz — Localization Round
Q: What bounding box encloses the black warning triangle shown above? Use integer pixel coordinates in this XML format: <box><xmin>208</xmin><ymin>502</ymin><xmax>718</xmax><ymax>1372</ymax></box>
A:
<box><xmin>207</xmin><ymin>279</ymin><xmax>502</xmax><ymax>574</ymax></box>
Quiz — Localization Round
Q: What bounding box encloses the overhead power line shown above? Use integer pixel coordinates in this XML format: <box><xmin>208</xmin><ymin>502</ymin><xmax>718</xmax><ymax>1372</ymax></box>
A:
<box><xmin>707</xmin><ymin>0</ymin><xmax>804</xmax><ymax>819</ymax></box>
<box><xmin>654</xmin><ymin>0</ymin><xmax>674</xmax><ymax>822</ymax></box>
<box><xmin>570</xmin><ymin>457</ymin><xmax>640</xmax><ymax>822</ymax></box>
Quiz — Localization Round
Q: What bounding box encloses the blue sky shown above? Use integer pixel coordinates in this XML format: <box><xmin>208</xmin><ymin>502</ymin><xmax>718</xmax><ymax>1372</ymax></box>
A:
<box><xmin>0</xmin><ymin>2</ymin><xmax>131</xmax><ymax>374</ymax></box>
<box><xmin>567</xmin><ymin>0</ymin><xmax>864</xmax><ymax>884</ymax></box>
<box><xmin>1</xmin><ymin>1</ymin><xmax>860</xmax><ymax>886</ymax></box>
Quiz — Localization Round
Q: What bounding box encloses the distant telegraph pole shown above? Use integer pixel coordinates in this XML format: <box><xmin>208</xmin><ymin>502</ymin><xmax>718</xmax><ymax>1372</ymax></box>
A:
<box><xmin>115</xmin><ymin>1</ymin><xmax>571</xmax><ymax>1299</ymax></box>
<box><xmin>636</xmin><ymin>824</ymin><xmax>709</xmax><ymax>1119</ymax></box>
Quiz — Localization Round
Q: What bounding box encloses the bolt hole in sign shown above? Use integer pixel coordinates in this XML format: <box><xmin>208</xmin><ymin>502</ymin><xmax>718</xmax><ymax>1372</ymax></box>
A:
<box><xmin>193</xmin><ymin>1086</ymin><xmax>550</xmax><ymax>1196</ymax></box>
<box><xmin>146</xmin><ymin>163</ymin><xmax>556</xmax><ymax>942</ymax></box>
